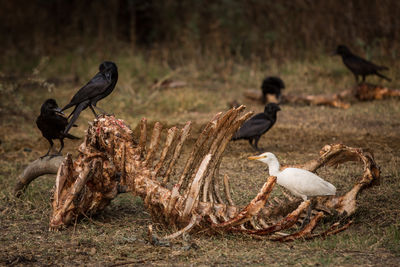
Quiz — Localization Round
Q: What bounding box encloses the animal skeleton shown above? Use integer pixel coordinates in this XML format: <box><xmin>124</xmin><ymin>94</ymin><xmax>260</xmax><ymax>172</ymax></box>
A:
<box><xmin>16</xmin><ymin>106</ymin><xmax>380</xmax><ymax>241</ymax></box>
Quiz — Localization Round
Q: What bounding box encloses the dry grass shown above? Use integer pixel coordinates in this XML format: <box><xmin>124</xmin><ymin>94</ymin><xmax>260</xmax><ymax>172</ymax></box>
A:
<box><xmin>0</xmin><ymin>51</ymin><xmax>400</xmax><ymax>266</ymax></box>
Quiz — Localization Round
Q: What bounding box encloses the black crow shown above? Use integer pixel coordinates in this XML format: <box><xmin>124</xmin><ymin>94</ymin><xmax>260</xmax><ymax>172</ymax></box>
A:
<box><xmin>36</xmin><ymin>99</ymin><xmax>79</xmax><ymax>158</ymax></box>
<box><xmin>61</xmin><ymin>61</ymin><xmax>118</xmax><ymax>134</ymax></box>
<box><xmin>261</xmin><ymin>76</ymin><xmax>285</xmax><ymax>103</ymax></box>
<box><xmin>334</xmin><ymin>45</ymin><xmax>391</xmax><ymax>83</ymax></box>
<box><xmin>232</xmin><ymin>103</ymin><xmax>281</xmax><ymax>151</ymax></box>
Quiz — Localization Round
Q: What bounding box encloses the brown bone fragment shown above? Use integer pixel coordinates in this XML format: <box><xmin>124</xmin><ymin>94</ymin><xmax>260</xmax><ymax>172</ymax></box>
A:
<box><xmin>244</xmin><ymin>83</ymin><xmax>400</xmax><ymax>109</ymax></box>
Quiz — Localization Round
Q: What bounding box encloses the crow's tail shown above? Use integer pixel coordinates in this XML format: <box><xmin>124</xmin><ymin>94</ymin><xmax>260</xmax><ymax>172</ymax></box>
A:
<box><xmin>61</xmin><ymin>102</ymin><xmax>74</xmax><ymax>112</ymax></box>
<box><xmin>64</xmin><ymin>102</ymin><xmax>87</xmax><ymax>134</ymax></box>
<box><xmin>377</xmin><ymin>65</ymin><xmax>389</xmax><ymax>71</ymax></box>
<box><xmin>376</xmin><ymin>72</ymin><xmax>392</xmax><ymax>82</ymax></box>
<box><xmin>66</xmin><ymin>106</ymin><xmax>77</xmax><ymax>119</ymax></box>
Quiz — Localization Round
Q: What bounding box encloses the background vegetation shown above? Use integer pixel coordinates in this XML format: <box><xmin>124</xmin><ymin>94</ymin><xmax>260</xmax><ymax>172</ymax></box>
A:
<box><xmin>2</xmin><ymin>0</ymin><xmax>400</xmax><ymax>67</ymax></box>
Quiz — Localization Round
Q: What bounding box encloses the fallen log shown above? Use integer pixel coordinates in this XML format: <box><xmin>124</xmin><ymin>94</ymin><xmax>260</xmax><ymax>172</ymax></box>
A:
<box><xmin>243</xmin><ymin>83</ymin><xmax>400</xmax><ymax>109</ymax></box>
<box><xmin>14</xmin><ymin>156</ymin><xmax>63</xmax><ymax>197</ymax></box>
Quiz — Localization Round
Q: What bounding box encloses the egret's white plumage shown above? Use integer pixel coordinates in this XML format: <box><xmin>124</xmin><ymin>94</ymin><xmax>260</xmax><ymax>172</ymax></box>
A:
<box><xmin>248</xmin><ymin>152</ymin><xmax>336</xmax><ymax>200</ymax></box>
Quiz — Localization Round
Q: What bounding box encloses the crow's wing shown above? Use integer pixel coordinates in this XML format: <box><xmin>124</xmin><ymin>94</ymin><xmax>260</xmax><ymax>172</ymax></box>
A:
<box><xmin>45</xmin><ymin>114</ymin><xmax>68</xmax><ymax>133</ymax></box>
<box><xmin>345</xmin><ymin>55</ymin><xmax>388</xmax><ymax>73</ymax></box>
<box><xmin>234</xmin><ymin>115</ymin><xmax>273</xmax><ymax>139</ymax></box>
<box><xmin>262</xmin><ymin>77</ymin><xmax>285</xmax><ymax>89</ymax></box>
<box><xmin>36</xmin><ymin>115</ymin><xmax>46</xmax><ymax>133</ymax></box>
<box><xmin>36</xmin><ymin>113</ymin><xmax>68</xmax><ymax>137</ymax></box>
<box><xmin>62</xmin><ymin>73</ymin><xmax>111</xmax><ymax>110</ymax></box>
<box><xmin>51</xmin><ymin>114</ymin><xmax>69</xmax><ymax>129</ymax></box>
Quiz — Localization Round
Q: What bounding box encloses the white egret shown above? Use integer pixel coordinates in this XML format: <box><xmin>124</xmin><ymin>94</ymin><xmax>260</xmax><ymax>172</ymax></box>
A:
<box><xmin>248</xmin><ymin>152</ymin><xmax>336</xmax><ymax>225</ymax></box>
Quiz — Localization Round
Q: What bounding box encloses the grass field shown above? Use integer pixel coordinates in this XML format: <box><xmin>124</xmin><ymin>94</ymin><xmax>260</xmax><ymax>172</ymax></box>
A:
<box><xmin>0</xmin><ymin>51</ymin><xmax>399</xmax><ymax>266</ymax></box>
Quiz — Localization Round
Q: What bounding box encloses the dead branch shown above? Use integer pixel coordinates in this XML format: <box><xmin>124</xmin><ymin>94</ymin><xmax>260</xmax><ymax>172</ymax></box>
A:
<box><xmin>282</xmin><ymin>93</ymin><xmax>351</xmax><ymax>109</ymax></box>
<box><xmin>14</xmin><ymin>156</ymin><xmax>63</xmax><ymax>197</ymax></box>
<box><xmin>244</xmin><ymin>83</ymin><xmax>400</xmax><ymax>109</ymax></box>
<box><xmin>243</xmin><ymin>89</ymin><xmax>350</xmax><ymax>108</ymax></box>
<box><xmin>354</xmin><ymin>83</ymin><xmax>400</xmax><ymax>100</ymax></box>
<box><xmin>151</xmin><ymin>68</ymin><xmax>182</xmax><ymax>90</ymax></box>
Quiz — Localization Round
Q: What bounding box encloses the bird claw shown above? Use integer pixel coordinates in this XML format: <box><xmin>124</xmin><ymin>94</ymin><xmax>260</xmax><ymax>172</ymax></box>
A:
<box><xmin>99</xmin><ymin>113</ymin><xmax>114</xmax><ymax>117</ymax></box>
<box><xmin>95</xmin><ymin>113</ymin><xmax>113</xmax><ymax>119</ymax></box>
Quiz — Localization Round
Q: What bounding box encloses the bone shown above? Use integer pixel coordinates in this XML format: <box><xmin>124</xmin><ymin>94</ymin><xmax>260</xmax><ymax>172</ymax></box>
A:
<box><xmin>203</xmin><ymin>108</ymin><xmax>253</xmax><ymax>202</ymax></box>
<box><xmin>165</xmin><ymin>184</ymin><xmax>181</xmax><ymax>226</ymax></box>
<box><xmin>145</xmin><ymin>122</ymin><xmax>163</xmax><ymax>167</ymax></box>
<box><xmin>177</xmin><ymin>113</ymin><xmax>221</xmax><ymax>190</ymax></box>
<box><xmin>202</xmin><ymin>108</ymin><xmax>241</xmax><ymax>202</ymax></box>
<box><xmin>223</xmin><ymin>174</ymin><xmax>235</xmax><ymax>206</ymax></box>
<box><xmin>138</xmin><ymin>118</ymin><xmax>147</xmax><ymax>158</ymax></box>
<box><xmin>309</xmin><ymin>220</ymin><xmax>353</xmax><ymax>239</ymax></box>
<box><xmin>272</xmin><ymin>211</ymin><xmax>324</xmax><ymax>241</ymax></box>
<box><xmin>212</xmin><ymin>176</ymin><xmax>277</xmax><ymax>229</ymax></box>
<box><xmin>182</xmin><ymin>154</ymin><xmax>212</xmax><ymax>219</ymax></box>
<box><xmin>154</xmin><ymin>126</ymin><xmax>178</xmax><ymax>178</ymax></box>
<box><xmin>162</xmin><ymin>214</ymin><xmax>202</xmax><ymax>240</ymax></box>
<box><xmin>50</xmin><ymin>159</ymin><xmax>99</xmax><ymax>229</ymax></box>
<box><xmin>163</xmin><ymin>121</ymin><xmax>192</xmax><ymax>185</ymax></box>
<box><xmin>243</xmin><ymin>200</ymin><xmax>310</xmax><ymax>235</ymax></box>
<box><xmin>47</xmin><ymin>112</ymin><xmax>379</xmax><ymax>241</ymax></box>
<box><xmin>212</xmin><ymin>165</ymin><xmax>224</xmax><ymax>204</ymax></box>
<box><xmin>55</xmin><ymin>154</ymin><xmax>73</xmax><ymax>205</ymax></box>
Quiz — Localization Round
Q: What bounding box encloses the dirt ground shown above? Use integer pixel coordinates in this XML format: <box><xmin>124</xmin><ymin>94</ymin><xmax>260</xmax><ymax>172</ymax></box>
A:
<box><xmin>0</xmin><ymin>57</ymin><xmax>399</xmax><ymax>266</ymax></box>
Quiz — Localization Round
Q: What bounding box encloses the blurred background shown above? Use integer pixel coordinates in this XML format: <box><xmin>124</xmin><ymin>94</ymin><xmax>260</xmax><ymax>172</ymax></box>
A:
<box><xmin>1</xmin><ymin>0</ymin><xmax>400</xmax><ymax>69</ymax></box>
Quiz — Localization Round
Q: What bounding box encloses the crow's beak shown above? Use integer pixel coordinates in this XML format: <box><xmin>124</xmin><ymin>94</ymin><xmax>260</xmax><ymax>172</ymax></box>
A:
<box><xmin>53</xmin><ymin>107</ymin><xmax>65</xmax><ymax>115</ymax></box>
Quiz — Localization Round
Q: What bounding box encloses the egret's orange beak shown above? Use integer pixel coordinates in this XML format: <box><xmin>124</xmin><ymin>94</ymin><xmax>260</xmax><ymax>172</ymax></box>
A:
<box><xmin>248</xmin><ymin>155</ymin><xmax>267</xmax><ymax>160</ymax></box>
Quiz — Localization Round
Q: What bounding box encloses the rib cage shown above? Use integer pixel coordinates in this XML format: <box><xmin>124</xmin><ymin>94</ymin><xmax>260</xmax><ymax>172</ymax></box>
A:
<box><xmin>49</xmin><ymin>106</ymin><xmax>380</xmax><ymax>241</ymax></box>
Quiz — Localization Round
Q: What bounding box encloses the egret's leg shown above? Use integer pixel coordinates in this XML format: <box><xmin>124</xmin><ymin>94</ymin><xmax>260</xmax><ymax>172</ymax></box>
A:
<box><xmin>300</xmin><ymin>198</ymin><xmax>312</xmax><ymax>229</ymax></box>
